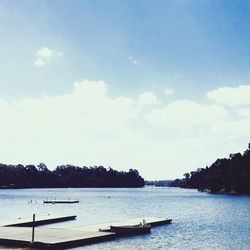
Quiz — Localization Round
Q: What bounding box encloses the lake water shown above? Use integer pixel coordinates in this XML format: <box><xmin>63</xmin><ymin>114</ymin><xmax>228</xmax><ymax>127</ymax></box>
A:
<box><xmin>0</xmin><ymin>187</ymin><xmax>249</xmax><ymax>249</ymax></box>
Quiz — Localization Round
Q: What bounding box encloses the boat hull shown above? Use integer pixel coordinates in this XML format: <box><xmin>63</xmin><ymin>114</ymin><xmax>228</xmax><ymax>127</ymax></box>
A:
<box><xmin>110</xmin><ymin>225</ymin><xmax>151</xmax><ymax>235</ymax></box>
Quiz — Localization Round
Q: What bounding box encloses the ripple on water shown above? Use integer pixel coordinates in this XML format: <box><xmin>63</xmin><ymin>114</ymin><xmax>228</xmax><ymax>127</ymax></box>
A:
<box><xmin>0</xmin><ymin>187</ymin><xmax>249</xmax><ymax>250</ymax></box>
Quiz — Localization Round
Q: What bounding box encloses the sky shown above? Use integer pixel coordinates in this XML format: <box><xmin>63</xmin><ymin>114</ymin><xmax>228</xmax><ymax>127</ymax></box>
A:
<box><xmin>1</xmin><ymin>0</ymin><xmax>250</xmax><ymax>179</ymax></box>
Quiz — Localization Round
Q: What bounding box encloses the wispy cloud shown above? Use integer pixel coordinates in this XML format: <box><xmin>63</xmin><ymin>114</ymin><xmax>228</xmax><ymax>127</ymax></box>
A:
<box><xmin>165</xmin><ymin>87</ymin><xmax>175</xmax><ymax>95</ymax></box>
<box><xmin>33</xmin><ymin>47</ymin><xmax>62</xmax><ymax>66</ymax></box>
<box><xmin>128</xmin><ymin>56</ymin><xmax>138</xmax><ymax>65</ymax></box>
<box><xmin>33</xmin><ymin>58</ymin><xmax>46</xmax><ymax>66</ymax></box>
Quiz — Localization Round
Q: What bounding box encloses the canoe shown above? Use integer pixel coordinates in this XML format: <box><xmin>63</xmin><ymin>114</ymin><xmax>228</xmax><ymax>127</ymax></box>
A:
<box><xmin>109</xmin><ymin>224</ymin><xmax>151</xmax><ymax>235</ymax></box>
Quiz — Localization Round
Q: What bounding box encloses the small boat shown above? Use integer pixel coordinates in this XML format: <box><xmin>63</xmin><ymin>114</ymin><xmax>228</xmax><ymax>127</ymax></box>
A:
<box><xmin>43</xmin><ymin>200</ymin><xmax>79</xmax><ymax>204</ymax></box>
<box><xmin>166</xmin><ymin>219</ymin><xmax>172</xmax><ymax>224</ymax></box>
<box><xmin>109</xmin><ymin>224</ymin><xmax>151</xmax><ymax>235</ymax></box>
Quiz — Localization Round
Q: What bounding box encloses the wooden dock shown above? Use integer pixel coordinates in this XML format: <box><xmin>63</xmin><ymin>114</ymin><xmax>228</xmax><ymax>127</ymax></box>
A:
<box><xmin>0</xmin><ymin>217</ymin><xmax>172</xmax><ymax>249</ymax></box>
<box><xmin>0</xmin><ymin>227</ymin><xmax>115</xmax><ymax>249</ymax></box>
<box><xmin>76</xmin><ymin>217</ymin><xmax>172</xmax><ymax>232</ymax></box>
<box><xmin>2</xmin><ymin>214</ymin><xmax>77</xmax><ymax>227</ymax></box>
<box><xmin>43</xmin><ymin>200</ymin><xmax>79</xmax><ymax>204</ymax></box>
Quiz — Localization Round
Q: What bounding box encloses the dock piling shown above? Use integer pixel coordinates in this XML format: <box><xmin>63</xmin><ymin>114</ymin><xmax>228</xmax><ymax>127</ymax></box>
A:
<box><xmin>31</xmin><ymin>214</ymin><xmax>35</xmax><ymax>243</ymax></box>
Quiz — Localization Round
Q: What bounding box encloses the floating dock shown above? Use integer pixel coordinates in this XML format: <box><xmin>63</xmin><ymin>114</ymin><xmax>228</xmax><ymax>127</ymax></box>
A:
<box><xmin>78</xmin><ymin>217</ymin><xmax>172</xmax><ymax>232</ymax></box>
<box><xmin>0</xmin><ymin>227</ymin><xmax>115</xmax><ymax>249</ymax></box>
<box><xmin>0</xmin><ymin>217</ymin><xmax>172</xmax><ymax>249</ymax></box>
<box><xmin>2</xmin><ymin>215</ymin><xmax>77</xmax><ymax>227</ymax></box>
<box><xmin>43</xmin><ymin>200</ymin><xmax>79</xmax><ymax>204</ymax></box>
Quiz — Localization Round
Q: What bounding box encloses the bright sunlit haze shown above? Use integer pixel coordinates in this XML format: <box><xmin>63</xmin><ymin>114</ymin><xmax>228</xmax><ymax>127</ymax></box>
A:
<box><xmin>1</xmin><ymin>0</ymin><xmax>250</xmax><ymax>179</ymax></box>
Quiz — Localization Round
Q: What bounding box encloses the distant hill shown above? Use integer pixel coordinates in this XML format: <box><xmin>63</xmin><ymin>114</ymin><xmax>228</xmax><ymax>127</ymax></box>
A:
<box><xmin>171</xmin><ymin>144</ymin><xmax>250</xmax><ymax>194</ymax></box>
<box><xmin>0</xmin><ymin>164</ymin><xmax>145</xmax><ymax>188</ymax></box>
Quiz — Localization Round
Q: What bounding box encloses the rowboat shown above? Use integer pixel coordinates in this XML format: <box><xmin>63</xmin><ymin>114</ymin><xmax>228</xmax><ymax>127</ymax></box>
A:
<box><xmin>102</xmin><ymin>224</ymin><xmax>151</xmax><ymax>235</ymax></box>
<box><xmin>110</xmin><ymin>224</ymin><xmax>151</xmax><ymax>235</ymax></box>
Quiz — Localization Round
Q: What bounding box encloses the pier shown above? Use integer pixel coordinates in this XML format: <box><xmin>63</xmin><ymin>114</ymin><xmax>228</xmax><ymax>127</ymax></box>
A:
<box><xmin>2</xmin><ymin>214</ymin><xmax>77</xmax><ymax>227</ymax></box>
<box><xmin>0</xmin><ymin>216</ymin><xmax>172</xmax><ymax>249</ymax></box>
<box><xmin>43</xmin><ymin>200</ymin><xmax>79</xmax><ymax>204</ymax></box>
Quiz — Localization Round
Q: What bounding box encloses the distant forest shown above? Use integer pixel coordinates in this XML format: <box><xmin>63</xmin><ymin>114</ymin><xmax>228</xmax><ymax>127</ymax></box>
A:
<box><xmin>0</xmin><ymin>163</ymin><xmax>145</xmax><ymax>188</ymax></box>
<box><xmin>171</xmin><ymin>144</ymin><xmax>250</xmax><ymax>194</ymax></box>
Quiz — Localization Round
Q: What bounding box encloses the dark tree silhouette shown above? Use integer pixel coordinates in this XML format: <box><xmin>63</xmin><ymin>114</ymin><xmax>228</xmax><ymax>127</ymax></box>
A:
<box><xmin>171</xmin><ymin>144</ymin><xmax>250</xmax><ymax>194</ymax></box>
<box><xmin>0</xmin><ymin>163</ymin><xmax>144</xmax><ymax>188</ymax></box>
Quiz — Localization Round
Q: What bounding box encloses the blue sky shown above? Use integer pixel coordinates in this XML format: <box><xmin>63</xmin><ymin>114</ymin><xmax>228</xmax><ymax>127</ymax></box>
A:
<box><xmin>1</xmin><ymin>0</ymin><xmax>250</xmax><ymax>179</ymax></box>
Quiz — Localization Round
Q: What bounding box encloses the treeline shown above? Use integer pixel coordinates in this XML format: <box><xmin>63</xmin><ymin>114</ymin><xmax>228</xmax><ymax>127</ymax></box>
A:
<box><xmin>171</xmin><ymin>144</ymin><xmax>250</xmax><ymax>194</ymax></box>
<box><xmin>0</xmin><ymin>163</ymin><xmax>145</xmax><ymax>188</ymax></box>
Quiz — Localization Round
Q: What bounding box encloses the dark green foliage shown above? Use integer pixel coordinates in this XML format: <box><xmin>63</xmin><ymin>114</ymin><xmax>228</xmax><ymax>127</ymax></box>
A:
<box><xmin>171</xmin><ymin>144</ymin><xmax>250</xmax><ymax>194</ymax></box>
<box><xmin>0</xmin><ymin>163</ymin><xmax>144</xmax><ymax>188</ymax></box>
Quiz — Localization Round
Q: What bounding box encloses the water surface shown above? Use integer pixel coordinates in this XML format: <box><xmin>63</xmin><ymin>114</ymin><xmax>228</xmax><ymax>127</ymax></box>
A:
<box><xmin>0</xmin><ymin>187</ymin><xmax>249</xmax><ymax>249</ymax></box>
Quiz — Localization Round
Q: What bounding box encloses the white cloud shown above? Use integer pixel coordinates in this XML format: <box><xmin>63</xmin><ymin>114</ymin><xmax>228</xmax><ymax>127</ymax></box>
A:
<box><xmin>37</xmin><ymin>47</ymin><xmax>53</xmax><ymax>58</ymax></box>
<box><xmin>165</xmin><ymin>87</ymin><xmax>175</xmax><ymax>95</ymax></box>
<box><xmin>137</xmin><ymin>92</ymin><xmax>160</xmax><ymax>107</ymax></box>
<box><xmin>1</xmin><ymin>81</ymin><xmax>250</xmax><ymax>179</ymax></box>
<box><xmin>237</xmin><ymin>108</ymin><xmax>250</xmax><ymax>118</ymax></box>
<box><xmin>33</xmin><ymin>47</ymin><xmax>62</xmax><ymax>66</ymax></box>
<box><xmin>0</xmin><ymin>80</ymin><xmax>140</xmax><ymax>173</ymax></box>
<box><xmin>33</xmin><ymin>58</ymin><xmax>46</xmax><ymax>66</ymax></box>
<box><xmin>207</xmin><ymin>85</ymin><xmax>250</xmax><ymax>107</ymax></box>
<box><xmin>146</xmin><ymin>100</ymin><xmax>229</xmax><ymax>129</ymax></box>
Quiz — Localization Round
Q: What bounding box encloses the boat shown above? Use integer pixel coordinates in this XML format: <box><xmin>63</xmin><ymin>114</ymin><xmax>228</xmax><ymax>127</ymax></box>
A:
<box><xmin>43</xmin><ymin>200</ymin><xmax>79</xmax><ymax>204</ymax></box>
<box><xmin>109</xmin><ymin>224</ymin><xmax>151</xmax><ymax>235</ymax></box>
<box><xmin>151</xmin><ymin>218</ymin><xmax>172</xmax><ymax>226</ymax></box>
<box><xmin>166</xmin><ymin>219</ymin><xmax>172</xmax><ymax>224</ymax></box>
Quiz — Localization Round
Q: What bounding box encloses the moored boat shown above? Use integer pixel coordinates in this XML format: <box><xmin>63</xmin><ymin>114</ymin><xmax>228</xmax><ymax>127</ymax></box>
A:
<box><xmin>109</xmin><ymin>224</ymin><xmax>151</xmax><ymax>235</ymax></box>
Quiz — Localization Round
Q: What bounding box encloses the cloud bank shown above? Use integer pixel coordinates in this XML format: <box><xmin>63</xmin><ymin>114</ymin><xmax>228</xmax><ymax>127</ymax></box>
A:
<box><xmin>207</xmin><ymin>85</ymin><xmax>250</xmax><ymax>107</ymax></box>
<box><xmin>1</xmin><ymin>81</ymin><xmax>250</xmax><ymax>179</ymax></box>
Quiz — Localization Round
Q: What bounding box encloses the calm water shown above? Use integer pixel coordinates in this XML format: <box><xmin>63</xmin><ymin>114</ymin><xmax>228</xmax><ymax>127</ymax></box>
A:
<box><xmin>0</xmin><ymin>187</ymin><xmax>249</xmax><ymax>249</ymax></box>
